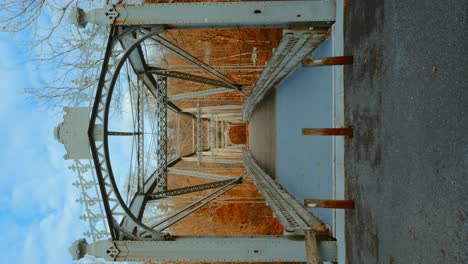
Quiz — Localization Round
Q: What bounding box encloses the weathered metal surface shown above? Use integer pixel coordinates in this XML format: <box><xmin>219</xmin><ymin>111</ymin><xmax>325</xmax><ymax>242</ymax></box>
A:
<box><xmin>305</xmin><ymin>199</ymin><xmax>355</xmax><ymax>209</ymax></box>
<box><xmin>145</xmin><ymin>177</ymin><xmax>243</xmax><ymax>233</ymax></box>
<box><xmin>169</xmin><ymin>87</ymin><xmax>234</xmax><ymax>102</ymax></box>
<box><xmin>302</xmin><ymin>55</ymin><xmax>353</xmax><ymax>67</ymax></box>
<box><xmin>302</xmin><ymin>127</ymin><xmax>354</xmax><ymax>137</ymax></box>
<box><xmin>144</xmin><ymin>33</ymin><xmax>241</xmax><ymax>90</ymax></box>
<box><xmin>182</xmin><ymin>104</ymin><xmax>242</xmax><ymax>113</ymax></box>
<box><xmin>80</xmin><ymin>1</ymin><xmax>336</xmax><ymax>29</ymax></box>
<box><xmin>72</xmin><ymin>236</ymin><xmax>337</xmax><ymax>262</ymax></box>
<box><xmin>147</xmin><ymin>179</ymin><xmax>238</xmax><ymax>200</ymax></box>
<box><xmin>196</xmin><ymin>103</ymin><xmax>202</xmax><ymax>165</ymax></box>
<box><xmin>168</xmin><ymin>168</ymin><xmax>233</xmax><ymax>181</ymax></box>
<box><xmin>107</xmin><ymin>131</ymin><xmax>141</xmax><ymax>136</ymax></box>
<box><xmin>136</xmin><ymin>76</ymin><xmax>145</xmax><ymax>193</ymax></box>
<box><xmin>181</xmin><ymin>156</ymin><xmax>243</xmax><ymax>164</ymax></box>
<box><xmin>147</xmin><ymin>66</ymin><xmax>232</xmax><ymax>88</ymax></box>
<box><xmin>305</xmin><ymin>230</ymin><xmax>319</xmax><ymax>264</ymax></box>
<box><xmin>87</xmin><ymin>27</ymin><xmax>164</xmax><ymax>240</ymax></box>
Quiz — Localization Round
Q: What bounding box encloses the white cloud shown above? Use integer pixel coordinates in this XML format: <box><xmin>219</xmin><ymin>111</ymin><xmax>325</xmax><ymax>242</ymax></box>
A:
<box><xmin>0</xmin><ymin>34</ymin><xmax>86</xmax><ymax>264</ymax></box>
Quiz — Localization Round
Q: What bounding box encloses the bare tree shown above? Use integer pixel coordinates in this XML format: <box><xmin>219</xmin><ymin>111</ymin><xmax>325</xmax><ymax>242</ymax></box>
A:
<box><xmin>0</xmin><ymin>0</ymin><xmax>118</xmax><ymax>108</ymax></box>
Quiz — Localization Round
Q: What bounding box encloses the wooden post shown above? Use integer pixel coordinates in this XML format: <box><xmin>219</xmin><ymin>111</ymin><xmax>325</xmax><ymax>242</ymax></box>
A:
<box><xmin>302</xmin><ymin>127</ymin><xmax>353</xmax><ymax>138</ymax></box>
<box><xmin>302</xmin><ymin>56</ymin><xmax>353</xmax><ymax>67</ymax></box>
<box><xmin>305</xmin><ymin>230</ymin><xmax>319</xmax><ymax>264</ymax></box>
<box><xmin>305</xmin><ymin>199</ymin><xmax>355</xmax><ymax>209</ymax></box>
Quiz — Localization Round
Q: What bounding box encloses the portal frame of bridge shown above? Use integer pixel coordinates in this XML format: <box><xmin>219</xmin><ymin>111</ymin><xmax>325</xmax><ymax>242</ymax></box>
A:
<box><xmin>72</xmin><ymin>0</ymin><xmax>336</xmax><ymax>262</ymax></box>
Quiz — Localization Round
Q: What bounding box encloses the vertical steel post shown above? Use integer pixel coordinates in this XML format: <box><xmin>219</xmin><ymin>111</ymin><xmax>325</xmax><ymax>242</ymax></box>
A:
<box><xmin>215</xmin><ymin>114</ymin><xmax>219</xmax><ymax>149</ymax></box>
<box><xmin>196</xmin><ymin>103</ymin><xmax>202</xmax><ymax>165</ymax></box>
<box><xmin>136</xmin><ymin>75</ymin><xmax>145</xmax><ymax>194</ymax></box>
<box><xmin>176</xmin><ymin>112</ymin><xmax>180</xmax><ymax>156</ymax></box>
<box><xmin>156</xmin><ymin>75</ymin><xmax>168</xmax><ymax>191</ymax></box>
<box><xmin>192</xmin><ymin>118</ymin><xmax>195</xmax><ymax>153</ymax></box>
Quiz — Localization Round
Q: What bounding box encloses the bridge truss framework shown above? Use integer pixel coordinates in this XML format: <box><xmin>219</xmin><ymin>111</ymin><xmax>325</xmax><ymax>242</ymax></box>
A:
<box><xmin>65</xmin><ymin>1</ymin><xmax>338</xmax><ymax>262</ymax></box>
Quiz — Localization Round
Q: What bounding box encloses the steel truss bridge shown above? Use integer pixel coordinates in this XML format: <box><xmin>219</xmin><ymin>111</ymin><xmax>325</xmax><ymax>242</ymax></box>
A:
<box><xmin>61</xmin><ymin>1</ymin><xmax>338</xmax><ymax>263</ymax></box>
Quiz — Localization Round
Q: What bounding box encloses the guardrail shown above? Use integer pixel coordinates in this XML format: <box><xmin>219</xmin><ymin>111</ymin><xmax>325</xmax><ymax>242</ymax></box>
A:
<box><xmin>243</xmin><ymin>150</ymin><xmax>328</xmax><ymax>233</ymax></box>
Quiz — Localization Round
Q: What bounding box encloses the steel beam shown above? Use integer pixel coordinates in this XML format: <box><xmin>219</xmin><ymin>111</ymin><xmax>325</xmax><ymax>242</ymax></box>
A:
<box><xmin>155</xmin><ymin>75</ymin><xmax>168</xmax><ymax>191</ymax></box>
<box><xmin>145</xmin><ymin>34</ymin><xmax>240</xmax><ymax>90</ymax></box>
<box><xmin>147</xmin><ymin>178</ymin><xmax>239</xmax><ymax>200</ymax></box>
<box><xmin>136</xmin><ymin>76</ymin><xmax>145</xmax><ymax>193</ymax></box>
<box><xmin>243</xmin><ymin>150</ymin><xmax>328</xmax><ymax>233</ymax></box>
<box><xmin>182</xmin><ymin>105</ymin><xmax>242</xmax><ymax>113</ymax></box>
<box><xmin>79</xmin><ymin>1</ymin><xmax>336</xmax><ymax>29</ymax></box>
<box><xmin>221</xmin><ymin>121</ymin><xmax>225</xmax><ymax>147</ymax></box>
<box><xmin>147</xmin><ymin>66</ymin><xmax>231</xmax><ymax>88</ymax></box>
<box><xmin>143</xmin><ymin>177</ymin><xmax>242</xmax><ymax>234</ymax></box>
<box><xmin>169</xmin><ymin>87</ymin><xmax>234</xmax><ymax>102</ymax></box>
<box><xmin>202</xmin><ymin>151</ymin><xmax>242</xmax><ymax>157</ymax></box>
<box><xmin>196</xmin><ymin>103</ymin><xmax>202</xmax><ymax>165</ymax></box>
<box><xmin>242</xmin><ymin>30</ymin><xmax>326</xmax><ymax>120</ymax></box>
<box><xmin>168</xmin><ymin>99</ymin><xmax>243</xmax><ymax>104</ymax></box>
<box><xmin>191</xmin><ymin>118</ymin><xmax>195</xmax><ymax>152</ymax></box>
<box><xmin>120</xmin><ymin>195</ymin><xmax>145</xmax><ymax>232</ymax></box>
<box><xmin>119</xmin><ymin>31</ymin><xmax>168</xmax><ymax>194</ymax></box>
<box><xmin>107</xmin><ymin>131</ymin><xmax>141</xmax><ymax>136</ymax></box>
<box><xmin>181</xmin><ymin>157</ymin><xmax>243</xmax><ymax>164</ymax></box>
<box><xmin>211</xmin><ymin>148</ymin><xmax>244</xmax><ymax>153</ymax></box>
<box><xmin>215</xmin><ymin>115</ymin><xmax>219</xmax><ymax>149</ymax></box>
<box><xmin>168</xmin><ymin>168</ymin><xmax>233</xmax><ymax>181</ymax></box>
<box><xmin>201</xmin><ymin>112</ymin><xmax>241</xmax><ymax>119</ymax></box>
<box><xmin>71</xmin><ymin>236</ymin><xmax>337</xmax><ymax>262</ymax></box>
<box><xmin>88</xmin><ymin>27</ymin><xmax>161</xmax><ymax>240</ymax></box>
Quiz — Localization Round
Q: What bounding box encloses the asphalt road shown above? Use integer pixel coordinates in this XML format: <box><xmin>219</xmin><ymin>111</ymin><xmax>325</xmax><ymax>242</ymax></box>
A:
<box><xmin>344</xmin><ymin>0</ymin><xmax>467</xmax><ymax>263</ymax></box>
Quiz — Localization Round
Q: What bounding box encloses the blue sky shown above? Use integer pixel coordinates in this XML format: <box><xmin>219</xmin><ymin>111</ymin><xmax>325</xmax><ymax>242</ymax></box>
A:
<box><xmin>0</xmin><ymin>32</ymin><xmax>89</xmax><ymax>263</ymax></box>
<box><xmin>0</xmin><ymin>9</ymin><xmax>152</xmax><ymax>262</ymax></box>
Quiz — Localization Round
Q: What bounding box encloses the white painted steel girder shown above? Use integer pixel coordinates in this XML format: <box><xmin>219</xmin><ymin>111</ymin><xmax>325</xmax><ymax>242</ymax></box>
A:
<box><xmin>196</xmin><ymin>103</ymin><xmax>202</xmax><ymax>165</ymax></box>
<box><xmin>70</xmin><ymin>236</ymin><xmax>337</xmax><ymax>262</ymax></box>
<box><xmin>168</xmin><ymin>168</ymin><xmax>233</xmax><ymax>181</ymax></box>
<box><xmin>202</xmin><ymin>112</ymin><xmax>241</xmax><ymax>119</ymax></box>
<box><xmin>182</xmin><ymin>105</ymin><xmax>242</xmax><ymax>113</ymax></box>
<box><xmin>76</xmin><ymin>1</ymin><xmax>335</xmax><ymax>29</ymax></box>
<box><xmin>181</xmin><ymin>157</ymin><xmax>243</xmax><ymax>164</ymax></box>
<box><xmin>169</xmin><ymin>87</ymin><xmax>234</xmax><ymax>101</ymax></box>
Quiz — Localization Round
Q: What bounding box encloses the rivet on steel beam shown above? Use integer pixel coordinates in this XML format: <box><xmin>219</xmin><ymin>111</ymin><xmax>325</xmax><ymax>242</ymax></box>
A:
<box><xmin>302</xmin><ymin>127</ymin><xmax>354</xmax><ymax>138</ymax></box>
<box><xmin>302</xmin><ymin>56</ymin><xmax>353</xmax><ymax>67</ymax></box>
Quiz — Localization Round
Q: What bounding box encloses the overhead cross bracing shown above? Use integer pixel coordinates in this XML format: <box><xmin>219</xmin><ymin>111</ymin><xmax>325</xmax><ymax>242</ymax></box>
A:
<box><xmin>169</xmin><ymin>87</ymin><xmax>235</xmax><ymax>102</ymax></box>
<box><xmin>146</xmin><ymin>67</ymin><xmax>234</xmax><ymax>88</ymax></box>
<box><xmin>181</xmin><ymin>105</ymin><xmax>242</xmax><ymax>113</ymax></box>
<box><xmin>64</xmin><ymin>0</ymin><xmax>336</xmax><ymax>262</ymax></box>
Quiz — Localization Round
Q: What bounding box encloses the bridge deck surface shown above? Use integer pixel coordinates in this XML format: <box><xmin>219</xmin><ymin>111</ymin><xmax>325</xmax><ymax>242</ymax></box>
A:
<box><xmin>248</xmin><ymin>89</ymin><xmax>277</xmax><ymax>179</ymax></box>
